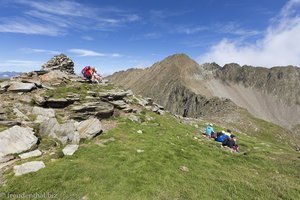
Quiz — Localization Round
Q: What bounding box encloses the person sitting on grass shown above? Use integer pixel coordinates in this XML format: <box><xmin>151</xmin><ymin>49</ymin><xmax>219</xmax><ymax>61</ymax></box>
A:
<box><xmin>222</xmin><ymin>134</ymin><xmax>239</xmax><ymax>152</ymax></box>
<box><xmin>205</xmin><ymin>123</ymin><xmax>214</xmax><ymax>137</ymax></box>
<box><xmin>215</xmin><ymin>130</ymin><xmax>229</xmax><ymax>143</ymax></box>
<box><xmin>224</xmin><ymin>129</ymin><xmax>232</xmax><ymax>137</ymax></box>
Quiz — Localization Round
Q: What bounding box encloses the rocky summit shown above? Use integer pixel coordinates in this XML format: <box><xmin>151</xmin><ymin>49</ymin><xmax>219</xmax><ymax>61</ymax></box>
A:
<box><xmin>0</xmin><ymin>54</ymin><xmax>165</xmax><ymax>181</ymax></box>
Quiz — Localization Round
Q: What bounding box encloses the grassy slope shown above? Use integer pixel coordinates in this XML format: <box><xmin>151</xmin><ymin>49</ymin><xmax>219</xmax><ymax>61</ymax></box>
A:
<box><xmin>1</xmin><ymin>111</ymin><xmax>299</xmax><ymax>200</ymax></box>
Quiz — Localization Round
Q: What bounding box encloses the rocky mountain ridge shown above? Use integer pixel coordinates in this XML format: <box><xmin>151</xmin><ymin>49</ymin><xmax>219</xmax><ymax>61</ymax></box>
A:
<box><xmin>108</xmin><ymin>54</ymin><xmax>300</xmax><ymax>133</ymax></box>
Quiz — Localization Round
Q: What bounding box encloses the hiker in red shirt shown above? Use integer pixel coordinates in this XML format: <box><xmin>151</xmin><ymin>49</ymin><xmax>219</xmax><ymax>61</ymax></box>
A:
<box><xmin>81</xmin><ymin>66</ymin><xmax>102</xmax><ymax>83</ymax></box>
<box><xmin>81</xmin><ymin>66</ymin><xmax>93</xmax><ymax>80</ymax></box>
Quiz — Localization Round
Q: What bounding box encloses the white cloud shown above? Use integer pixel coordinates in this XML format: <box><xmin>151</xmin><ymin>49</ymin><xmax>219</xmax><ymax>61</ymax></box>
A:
<box><xmin>0</xmin><ymin>60</ymin><xmax>42</xmax><ymax>72</ymax></box>
<box><xmin>111</xmin><ymin>53</ymin><xmax>122</xmax><ymax>57</ymax></box>
<box><xmin>68</xmin><ymin>49</ymin><xmax>121</xmax><ymax>57</ymax></box>
<box><xmin>68</xmin><ymin>49</ymin><xmax>105</xmax><ymax>57</ymax></box>
<box><xmin>0</xmin><ymin>1</ymin><xmax>140</xmax><ymax>36</ymax></box>
<box><xmin>0</xmin><ymin>18</ymin><xmax>64</xmax><ymax>36</ymax></box>
<box><xmin>16</xmin><ymin>0</ymin><xmax>94</xmax><ymax>17</ymax></box>
<box><xmin>21</xmin><ymin>48</ymin><xmax>60</xmax><ymax>55</ymax></box>
<box><xmin>199</xmin><ymin>0</ymin><xmax>300</xmax><ymax>67</ymax></box>
<box><xmin>216</xmin><ymin>22</ymin><xmax>262</xmax><ymax>37</ymax></box>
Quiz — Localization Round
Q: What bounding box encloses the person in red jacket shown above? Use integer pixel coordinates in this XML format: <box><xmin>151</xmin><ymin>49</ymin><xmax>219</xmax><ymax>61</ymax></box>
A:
<box><xmin>81</xmin><ymin>66</ymin><xmax>102</xmax><ymax>83</ymax></box>
<box><xmin>81</xmin><ymin>66</ymin><xmax>93</xmax><ymax>80</ymax></box>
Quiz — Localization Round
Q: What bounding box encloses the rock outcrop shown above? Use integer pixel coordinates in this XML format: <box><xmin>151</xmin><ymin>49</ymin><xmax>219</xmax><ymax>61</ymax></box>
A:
<box><xmin>71</xmin><ymin>101</ymin><xmax>114</xmax><ymax>120</ymax></box>
<box><xmin>0</xmin><ymin>53</ymin><xmax>172</xmax><ymax>180</ymax></box>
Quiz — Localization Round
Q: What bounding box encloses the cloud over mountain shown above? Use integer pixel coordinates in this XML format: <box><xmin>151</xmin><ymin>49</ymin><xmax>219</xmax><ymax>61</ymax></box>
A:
<box><xmin>199</xmin><ymin>0</ymin><xmax>300</xmax><ymax>67</ymax></box>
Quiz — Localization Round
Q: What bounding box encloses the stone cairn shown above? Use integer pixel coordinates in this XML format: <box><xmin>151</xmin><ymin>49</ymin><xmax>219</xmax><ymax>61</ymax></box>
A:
<box><xmin>42</xmin><ymin>54</ymin><xmax>75</xmax><ymax>74</ymax></box>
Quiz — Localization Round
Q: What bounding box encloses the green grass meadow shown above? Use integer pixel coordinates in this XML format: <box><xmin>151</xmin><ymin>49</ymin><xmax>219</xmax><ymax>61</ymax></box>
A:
<box><xmin>1</xmin><ymin>111</ymin><xmax>299</xmax><ymax>200</ymax></box>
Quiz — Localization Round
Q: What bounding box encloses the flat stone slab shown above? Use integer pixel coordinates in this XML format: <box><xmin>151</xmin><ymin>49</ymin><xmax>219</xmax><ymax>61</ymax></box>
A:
<box><xmin>109</xmin><ymin>100</ymin><xmax>128</xmax><ymax>109</ymax></box>
<box><xmin>0</xmin><ymin>126</ymin><xmax>38</xmax><ymax>158</ymax></box>
<box><xmin>71</xmin><ymin>102</ymin><xmax>114</xmax><ymax>120</ymax></box>
<box><xmin>13</xmin><ymin>161</ymin><xmax>45</xmax><ymax>176</ymax></box>
<box><xmin>7</xmin><ymin>82</ymin><xmax>36</xmax><ymax>92</ymax></box>
<box><xmin>63</xmin><ymin>144</ymin><xmax>79</xmax><ymax>156</ymax></box>
<box><xmin>19</xmin><ymin>150</ymin><xmax>42</xmax><ymax>160</ymax></box>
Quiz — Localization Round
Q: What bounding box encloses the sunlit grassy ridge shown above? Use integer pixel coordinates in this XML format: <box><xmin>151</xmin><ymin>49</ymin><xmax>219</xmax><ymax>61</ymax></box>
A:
<box><xmin>1</xmin><ymin>110</ymin><xmax>299</xmax><ymax>200</ymax></box>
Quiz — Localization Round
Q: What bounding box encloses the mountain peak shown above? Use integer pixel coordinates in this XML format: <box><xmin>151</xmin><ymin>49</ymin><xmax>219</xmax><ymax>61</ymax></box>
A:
<box><xmin>161</xmin><ymin>53</ymin><xmax>195</xmax><ymax>65</ymax></box>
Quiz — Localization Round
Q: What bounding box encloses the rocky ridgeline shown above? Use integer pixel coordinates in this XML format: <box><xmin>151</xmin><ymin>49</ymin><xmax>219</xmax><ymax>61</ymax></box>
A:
<box><xmin>42</xmin><ymin>53</ymin><xmax>75</xmax><ymax>74</ymax></box>
<box><xmin>0</xmin><ymin>54</ymin><xmax>165</xmax><ymax>181</ymax></box>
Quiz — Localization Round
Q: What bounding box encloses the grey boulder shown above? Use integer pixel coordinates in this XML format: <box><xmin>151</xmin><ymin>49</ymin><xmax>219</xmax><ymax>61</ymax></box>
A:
<box><xmin>77</xmin><ymin>118</ymin><xmax>102</xmax><ymax>139</ymax></box>
<box><xmin>62</xmin><ymin>144</ymin><xmax>79</xmax><ymax>156</ymax></box>
<box><xmin>0</xmin><ymin>126</ymin><xmax>38</xmax><ymax>158</ymax></box>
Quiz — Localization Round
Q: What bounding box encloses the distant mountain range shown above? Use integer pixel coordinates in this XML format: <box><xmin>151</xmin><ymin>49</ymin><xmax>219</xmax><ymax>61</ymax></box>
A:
<box><xmin>0</xmin><ymin>71</ymin><xmax>21</xmax><ymax>79</ymax></box>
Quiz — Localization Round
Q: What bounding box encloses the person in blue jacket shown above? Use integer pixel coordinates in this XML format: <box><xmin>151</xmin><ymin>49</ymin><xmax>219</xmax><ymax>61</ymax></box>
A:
<box><xmin>205</xmin><ymin>123</ymin><xmax>214</xmax><ymax>137</ymax></box>
<box><xmin>215</xmin><ymin>130</ymin><xmax>229</xmax><ymax>143</ymax></box>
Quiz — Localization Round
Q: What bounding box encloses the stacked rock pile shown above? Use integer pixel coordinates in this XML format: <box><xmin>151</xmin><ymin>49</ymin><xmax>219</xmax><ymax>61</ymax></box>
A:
<box><xmin>42</xmin><ymin>54</ymin><xmax>75</xmax><ymax>74</ymax></box>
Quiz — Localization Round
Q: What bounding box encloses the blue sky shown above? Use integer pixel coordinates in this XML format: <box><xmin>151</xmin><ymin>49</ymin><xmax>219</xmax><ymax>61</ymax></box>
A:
<box><xmin>0</xmin><ymin>0</ymin><xmax>299</xmax><ymax>75</ymax></box>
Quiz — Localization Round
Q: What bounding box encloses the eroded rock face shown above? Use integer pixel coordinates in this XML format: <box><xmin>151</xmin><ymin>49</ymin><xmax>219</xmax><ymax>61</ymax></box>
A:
<box><xmin>0</xmin><ymin>126</ymin><xmax>38</xmax><ymax>158</ymax></box>
<box><xmin>42</xmin><ymin>54</ymin><xmax>75</xmax><ymax>74</ymax></box>
<box><xmin>13</xmin><ymin>161</ymin><xmax>45</xmax><ymax>176</ymax></box>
